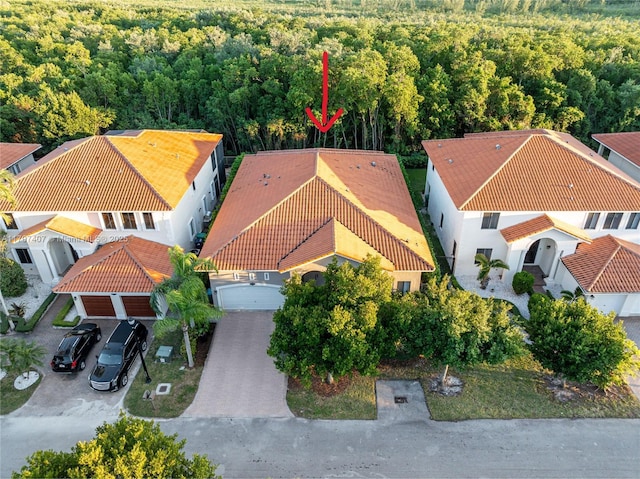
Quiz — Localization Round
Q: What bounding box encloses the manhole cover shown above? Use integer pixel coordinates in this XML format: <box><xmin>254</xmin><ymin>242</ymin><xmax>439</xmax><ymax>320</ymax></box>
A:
<box><xmin>156</xmin><ymin>383</ymin><xmax>172</xmax><ymax>395</ymax></box>
<box><xmin>394</xmin><ymin>396</ymin><xmax>408</xmax><ymax>404</ymax></box>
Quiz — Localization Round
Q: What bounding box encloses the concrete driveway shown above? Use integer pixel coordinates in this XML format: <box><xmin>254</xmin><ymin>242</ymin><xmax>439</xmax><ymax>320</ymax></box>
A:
<box><xmin>183</xmin><ymin>311</ymin><xmax>292</xmax><ymax>418</ymax></box>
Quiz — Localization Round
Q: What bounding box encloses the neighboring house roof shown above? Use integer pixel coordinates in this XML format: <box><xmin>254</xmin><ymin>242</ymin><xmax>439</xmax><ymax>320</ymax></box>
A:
<box><xmin>561</xmin><ymin>235</ymin><xmax>640</xmax><ymax>293</ymax></box>
<box><xmin>11</xmin><ymin>215</ymin><xmax>102</xmax><ymax>243</ymax></box>
<box><xmin>592</xmin><ymin>132</ymin><xmax>640</xmax><ymax>167</ymax></box>
<box><xmin>200</xmin><ymin>149</ymin><xmax>434</xmax><ymax>272</ymax></box>
<box><xmin>0</xmin><ymin>130</ymin><xmax>222</xmax><ymax>211</ymax></box>
<box><xmin>422</xmin><ymin>129</ymin><xmax>640</xmax><ymax>211</ymax></box>
<box><xmin>53</xmin><ymin>236</ymin><xmax>173</xmax><ymax>293</ymax></box>
<box><xmin>500</xmin><ymin>214</ymin><xmax>592</xmax><ymax>243</ymax></box>
<box><xmin>0</xmin><ymin>143</ymin><xmax>41</xmax><ymax>169</ymax></box>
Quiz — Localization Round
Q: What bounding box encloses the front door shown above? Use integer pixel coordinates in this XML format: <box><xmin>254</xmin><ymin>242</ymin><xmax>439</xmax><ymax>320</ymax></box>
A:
<box><xmin>524</xmin><ymin>240</ymin><xmax>539</xmax><ymax>264</ymax></box>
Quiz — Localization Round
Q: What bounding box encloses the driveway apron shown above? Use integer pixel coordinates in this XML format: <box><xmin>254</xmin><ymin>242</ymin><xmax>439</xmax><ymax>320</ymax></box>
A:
<box><xmin>183</xmin><ymin>312</ymin><xmax>292</xmax><ymax>418</ymax></box>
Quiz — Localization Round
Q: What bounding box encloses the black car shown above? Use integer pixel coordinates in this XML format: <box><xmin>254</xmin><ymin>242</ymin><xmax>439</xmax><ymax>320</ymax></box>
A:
<box><xmin>50</xmin><ymin>323</ymin><xmax>102</xmax><ymax>373</ymax></box>
<box><xmin>88</xmin><ymin>320</ymin><xmax>148</xmax><ymax>392</ymax></box>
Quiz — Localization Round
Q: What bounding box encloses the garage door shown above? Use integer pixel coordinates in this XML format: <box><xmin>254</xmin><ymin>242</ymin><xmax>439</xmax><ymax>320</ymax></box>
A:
<box><xmin>217</xmin><ymin>284</ymin><xmax>284</xmax><ymax>310</ymax></box>
<box><xmin>122</xmin><ymin>296</ymin><xmax>156</xmax><ymax>318</ymax></box>
<box><xmin>81</xmin><ymin>295</ymin><xmax>116</xmax><ymax>317</ymax></box>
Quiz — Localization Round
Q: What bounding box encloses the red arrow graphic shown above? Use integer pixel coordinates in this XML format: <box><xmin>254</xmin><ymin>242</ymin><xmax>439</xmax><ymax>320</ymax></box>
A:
<box><xmin>305</xmin><ymin>51</ymin><xmax>344</xmax><ymax>133</ymax></box>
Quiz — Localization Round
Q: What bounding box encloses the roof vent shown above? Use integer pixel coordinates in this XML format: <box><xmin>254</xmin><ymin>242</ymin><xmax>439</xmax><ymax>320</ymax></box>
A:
<box><xmin>264</xmin><ymin>182</ymin><xmax>268</xmax><ymax>186</ymax></box>
<box><xmin>496</xmin><ymin>144</ymin><xmax>501</xmax><ymax>150</ymax></box>
<box><xmin>357</xmin><ymin>164</ymin><xmax>361</xmax><ymax>169</ymax></box>
<box><xmin>438</xmin><ymin>143</ymin><xmax>442</xmax><ymax>148</ymax></box>
<box><xmin>447</xmin><ymin>158</ymin><xmax>453</xmax><ymax>164</ymax></box>
<box><xmin>85</xmin><ymin>180</ymin><xmax>90</xmax><ymax>186</ymax></box>
<box><xmin>568</xmin><ymin>183</ymin><xmax>573</xmax><ymax>189</ymax></box>
<box><xmin>371</xmin><ymin>162</ymin><xmax>376</xmax><ymax>167</ymax></box>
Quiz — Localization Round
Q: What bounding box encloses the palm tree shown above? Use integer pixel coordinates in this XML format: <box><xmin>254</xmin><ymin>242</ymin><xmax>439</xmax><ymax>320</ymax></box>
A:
<box><xmin>0</xmin><ymin>170</ymin><xmax>16</xmax><ymax>316</ymax></box>
<box><xmin>561</xmin><ymin>286</ymin><xmax>585</xmax><ymax>302</ymax></box>
<box><xmin>474</xmin><ymin>253</ymin><xmax>510</xmax><ymax>290</ymax></box>
<box><xmin>0</xmin><ymin>338</ymin><xmax>46</xmax><ymax>380</ymax></box>
<box><xmin>150</xmin><ymin>245</ymin><xmax>222</xmax><ymax>368</ymax></box>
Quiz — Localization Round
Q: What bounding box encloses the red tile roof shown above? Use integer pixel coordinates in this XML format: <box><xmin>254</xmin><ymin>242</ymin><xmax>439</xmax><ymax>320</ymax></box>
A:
<box><xmin>11</xmin><ymin>215</ymin><xmax>102</xmax><ymax>243</ymax></box>
<box><xmin>0</xmin><ymin>143</ymin><xmax>41</xmax><ymax>169</ymax></box>
<box><xmin>500</xmin><ymin>214</ymin><xmax>592</xmax><ymax>243</ymax></box>
<box><xmin>561</xmin><ymin>235</ymin><xmax>640</xmax><ymax>293</ymax></box>
<box><xmin>422</xmin><ymin>130</ymin><xmax>640</xmax><ymax>211</ymax></box>
<box><xmin>200</xmin><ymin>149</ymin><xmax>434</xmax><ymax>273</ymax></box>
<box><xmin>0</xmin><ymin>130</ymin><xmax>222</xmax><ymax>211</ymax></box>
<box><xmin>592</xmin><ymin>132</ymin><xmax>640</xmax><ymax>167</ymax></box>
<box><xmin>53</xmin><ymin>236</ymin><xmax>173</xmax><ymax>293</ymax></box>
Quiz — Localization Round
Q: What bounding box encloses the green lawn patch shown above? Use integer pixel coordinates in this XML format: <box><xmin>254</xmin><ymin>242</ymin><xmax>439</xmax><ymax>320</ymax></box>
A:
<box><xmin>124</xmin><ymin>329</ymin><xmax>205</xmax><ymax>418</ymax></box>
<box><xmin>287</xmin><ymin>373</ymin><xmax>377</xmax><ymax>420</ymax></box>
<box><xmin>405</xmin><ymin>168</ymin><xmax>426</xmax><ymax>196</ymax></box>
<box><xmin>0</xmin><ymin>373</ymin><xmax>41</xmax><ymax>415</ymax></box>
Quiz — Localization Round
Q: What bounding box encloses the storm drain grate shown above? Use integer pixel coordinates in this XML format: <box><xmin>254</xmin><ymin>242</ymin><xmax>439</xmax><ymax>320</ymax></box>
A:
<box><xmin>394</xmin><ymin>396</ymin><xmax>408</xmax><ymax>404</ymax></box>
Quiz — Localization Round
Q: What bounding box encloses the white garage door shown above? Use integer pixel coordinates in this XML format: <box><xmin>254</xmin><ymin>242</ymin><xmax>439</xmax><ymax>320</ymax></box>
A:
<box><xmin>217</xmin><ymin>284</ymin><xmax>284</xmax><ymax>311</ymax></box>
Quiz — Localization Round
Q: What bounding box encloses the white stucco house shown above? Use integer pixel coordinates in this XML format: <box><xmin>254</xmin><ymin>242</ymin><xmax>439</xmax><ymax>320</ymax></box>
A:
<box><xmin>1</xmin><ymin>142</ymin><xmax>41</xmax><ymax>175</ymax></box>
<box><xmin>200</xmin><ymin>149</ymin><xmax>434</xmax><ymax>310</ymax></box>
<box><xmin>592</xmin><ymin>131</ymin><xmax>640</xmax><ymax>183</ymax></box>
<box><xmin>0</xmin><ymin>130</ymin><xmax>224</xmax><ymax>318</ymax></box>
<box><xmin>423</xmin><ymin>129</ymin><xmax>640</xmax><ymax>317</ymax></box>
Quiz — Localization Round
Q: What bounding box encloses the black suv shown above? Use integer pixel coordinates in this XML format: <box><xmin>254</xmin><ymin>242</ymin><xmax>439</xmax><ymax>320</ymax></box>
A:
<box><xmin>88</xmin><ymin>320</ymin><xmax>148</xmax><ymax>392</ymax></box>
<box><xmin>51</xmin><ymin>323</ymin><xmax>102</xmax><ymax>373</ymax></box>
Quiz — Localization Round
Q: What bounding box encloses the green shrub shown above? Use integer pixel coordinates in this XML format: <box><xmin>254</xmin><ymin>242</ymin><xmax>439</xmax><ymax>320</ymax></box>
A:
<box><xmin>0</xmin><ymin>257</ymin><xmax>28</xmax><ymax>297</ymax></box>
<box><xmin>52</xmin><ymin>297</ymin><xmax>76</xmax><ymax>327</ymax></box>
<box><xmin>512</xmin><ymin>271</ymin><xmax>535</xmax><ymax>295</ymax></box>
<box><xmin>15</xmin><ymin>293</ymin><xmax>57</xmax><ymax>332</ymax></box>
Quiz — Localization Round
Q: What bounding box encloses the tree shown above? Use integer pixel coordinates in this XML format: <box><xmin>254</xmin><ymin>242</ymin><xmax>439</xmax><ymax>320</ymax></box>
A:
<box><xmin>474</xmin><ymin>253</ymin><xmax>509</xmax><ymax>289</ymax></box>
<box><xmin>411</xmin><ymin>275</ymin><xmax>526</xmax><ymax>386</ymax></box>
<box><xmin>0</xmin><ymin>338</ymin><xmax>46</xmax><ymax>379</ymax></box>
<box><xmin>0</xmin><ymin>169</ymin><xmax>17</xmax><ymax>314</ymax></box>
<box><xmin>526</xmin><ymin>296</ymin><xmax>640</xmax><ymax>389</ymax></box>
<box><xmin>268</xmin><ymin>255</ymin><xmax>393</xmax><ymax>386</ymax></box>
<box><xmin>560</xmin><ymin>286</ymin><xmax>584</xmax><ymax>302</ymax></box>
<box><xmin>12</xmin><ymin>413</ymin><xmax>220</xmax><ymax>479</ymax></box>
<box><xmin>150</xmin><ymin>246</ymin><xmax>222</xmax><ymax>368</ymax></box>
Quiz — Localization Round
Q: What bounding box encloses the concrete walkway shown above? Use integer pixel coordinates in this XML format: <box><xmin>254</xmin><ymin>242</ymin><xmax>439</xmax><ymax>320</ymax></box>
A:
<box><xmin>183</xmin><ymin>312</ymin><xmax>292</xmax><ymax>418</ymax></box>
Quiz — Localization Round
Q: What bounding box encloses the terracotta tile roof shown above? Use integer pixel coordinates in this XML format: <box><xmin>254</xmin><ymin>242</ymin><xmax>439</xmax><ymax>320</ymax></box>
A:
<box><xmin>11</xmin><ymin>215</ymin><xmax>102</xmax><ymax>243</ymax></box>
<box><xmin>201</xmin><ymin>149</ymin><xmax>434</xmax><ymax>273</ymax></box>
<box><xmin>592</xmin><ymin>132</ymin><xmax>640</xmax><ymax>167</ymax></box>
<box><xmin>561</xmin><ymin>235</ymin><xmax>640</xmax><ymax>293</ymax></box>
<box><xmin>0</xmin><ymin>130</ymin><xmax>222</xmax><ymax>211</ymax></box>
<box><xmin>0</xmin><ymin>143</ymin><xmax>41</xmax><ymax>169</ymax></box>
<box><xmin>53</xmin><ymin>236</ymin><xmax>173</xmax><ymax>293</ymax></box>
<box><xmin>422</xmin><ymin>130</ymin><xmax>640</xmax><ymax>211</ymax></box>
<box><xmin>500</xmin><ymin>214</ymin><xmax>592</xmax><ymax>243</ymax></box>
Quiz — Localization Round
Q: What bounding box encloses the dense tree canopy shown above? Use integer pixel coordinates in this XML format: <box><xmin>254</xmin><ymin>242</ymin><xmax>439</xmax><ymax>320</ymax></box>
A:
<box><xmin>1</xmin><ymin>0</ymin><xmax>638</xmax><ymax>155</ymax></box>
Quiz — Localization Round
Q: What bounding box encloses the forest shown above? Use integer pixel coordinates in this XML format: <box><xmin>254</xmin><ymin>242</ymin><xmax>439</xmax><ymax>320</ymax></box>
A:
<box><xmin>1</xmin><ymin>0</ymin><xmax>639</xmax><ymax>156</ymax></box>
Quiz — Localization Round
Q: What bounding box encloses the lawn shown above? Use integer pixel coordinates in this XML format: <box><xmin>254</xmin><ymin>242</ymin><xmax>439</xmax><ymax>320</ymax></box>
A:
<box><xmin>405</xmin><ymin>168</ymin><xmax>426</xmax><ymax>196</ymax></box>
<box><xmin>0</xmin><ymin>373</ymin><xmax>41</xmax><ymax>415</ymax></box>
<box><xmin>287</xmin><ymin>353</ymin><xmax>640</xmax><ymax>421</ymax></box>
<box><xmin>123</xmin><ymin>328</ymin><xmax>206</xmax><ymax>418</ymax></box>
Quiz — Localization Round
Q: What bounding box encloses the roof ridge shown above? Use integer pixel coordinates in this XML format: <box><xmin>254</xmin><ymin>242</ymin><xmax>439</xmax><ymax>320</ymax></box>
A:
<box><xmin>276</xmin><ymin>217</ymin><xmax>335</xmax><ymax>270</ymax></box>
<box><xmin>586</xmin><ymin>236</ymin><xmax>620</xmax><ymax>291</ymax></box>
<box><xmin>459</xmin><ymin>135</ymin><xmax>532</xmax><ymax>210</ymax></box>
<box><xmin>120</xmin><ymin>238</ymin><xmax>160</xmax><ymax>286</ymax></box>
<box><xmin>104</xmin><ymin>136</ymin><xmax>173</xmax><ymax>210</ymax></box>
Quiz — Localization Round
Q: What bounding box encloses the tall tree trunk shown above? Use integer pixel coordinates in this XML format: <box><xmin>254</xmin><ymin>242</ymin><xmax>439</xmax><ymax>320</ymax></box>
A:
<box><xmin>183</xmin><ymin>323</ymin><xmax>194</xmax><ymax>369</ymax></box>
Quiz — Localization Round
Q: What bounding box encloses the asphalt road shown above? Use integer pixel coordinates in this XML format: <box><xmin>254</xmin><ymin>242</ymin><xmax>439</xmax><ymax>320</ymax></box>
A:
<box><xmin>2</xmin><ymin>415</ymin><xmax>640</xmax><ymax>478</ymax></box>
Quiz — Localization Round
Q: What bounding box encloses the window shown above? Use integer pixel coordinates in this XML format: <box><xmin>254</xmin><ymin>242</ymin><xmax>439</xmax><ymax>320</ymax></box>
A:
<box><xmin>248</xmin><ymin>272</ymin><xmax>256</xmax><ymax>281</ymax></box>
<box><xmin>3</xmin><ymin>213</ymin><xmax>17</xmax><ymax>229</ymax></box>
<box><xmin>626</xmin><ymin>213</ymin><xmax>640</xmax><ymax>230</ymax></box>
<box><xmin>439</xmin><ymin>213</ymin><xmax>444</xmax><ymax>229</ymax></box>
<box><xmin>481</xmin><ymin>212</ymin><xmax>500</xmax><ymax>229</ymax></box>
<box><xmin>101</xmin><ymin>212</ymin><xmax>116</xmax><ymax>230</ymax></box>
<box><xmin>202</xmin><ymin>196</ymin><xmax>208</xmax><ymax>213</ymax></box>
<box><xmin>189</xmin><ymin>218</ymin><xmax>196</xmax><ymax>238</ymax></box>
<box><xmin>16</xmin><ymin>248</ymin><xmax>32</xmax><ymax>264</ymax></box>
<box><xmin>121</xmin><ymin>212</ymin><xmax>137</xmax><ymax>230</ymax></box>
<box><xmin>475</xmin><ymin>248</ymin><xmax>493</xmax><ymax>263</ymax></box>
<box><xmin>142</xmin><ymin>212</ymin><xmax>155</xmax><ymax>230</ymax></box>
<box><xmin>209</xmin><ymin>181</ymin><xmax>216</xmax><ymax>205</ymax></box>
<box><xmin>584</xmin><ymin>212</ymin><xmax>600</xmax><ymax>229</ymax></box>
<box><xmin>233</xmin><ymin>272</ymin><xmax>239</xmax><ymax>280</ymax></box>
<box><xmin>603</xmin><ymin>212</ymin><xmax>622</xmax><ymax>229</ymax></box>
<box><xmin>264</xmin><ymin>272</ymin><xmax>270</xmax><ymax>281</ymax></box>
<box><xmin>396</xmin><ymin>281</ymin><xmax>411</xmax><ymax>293</ymax></box>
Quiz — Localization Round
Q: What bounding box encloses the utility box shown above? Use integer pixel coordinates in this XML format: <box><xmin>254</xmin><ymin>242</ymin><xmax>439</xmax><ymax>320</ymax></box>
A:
<box><xmin>155</xmin><ymin>346</ymin><xmax>174</xmax><ymax>363</ymax></box>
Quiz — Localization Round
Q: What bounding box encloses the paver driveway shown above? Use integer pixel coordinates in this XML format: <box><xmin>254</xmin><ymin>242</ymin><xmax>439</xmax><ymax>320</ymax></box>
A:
<box><xmin>183</xmin><ymin>311</ymin><xmax>292</xmax><ymax>418</ymax></box>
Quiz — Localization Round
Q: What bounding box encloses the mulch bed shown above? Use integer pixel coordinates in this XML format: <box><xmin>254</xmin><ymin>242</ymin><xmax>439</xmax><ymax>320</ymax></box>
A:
<box><xmin>288</xmin><ymin>372</ymin><xmax>353</xmax><ymax>397</ymax></box>
<box><xmin>194</xmin><ymin>324</ymin><xmax>215</xmax><ymax>368</ymax></box>
<box><xmin>543</xmin><ymin>375</ymin><xmax>631</xmax><ymax>402</ymax></box>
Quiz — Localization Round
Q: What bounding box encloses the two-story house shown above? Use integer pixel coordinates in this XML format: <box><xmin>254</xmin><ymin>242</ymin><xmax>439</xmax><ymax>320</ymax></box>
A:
<box><xmin>423</xmin><ymin>129</ymin><xmax>640</xmax><ymax>317</ymax></box>
<box><xmin>0</xmin><ymin>130</ymin><xmax>224</xmax><ymax>319</ymax></box>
